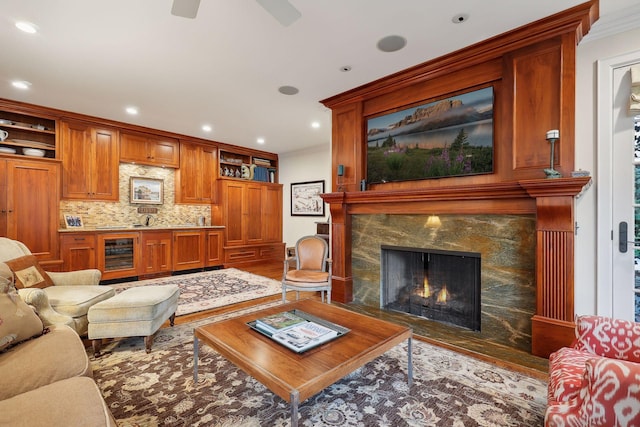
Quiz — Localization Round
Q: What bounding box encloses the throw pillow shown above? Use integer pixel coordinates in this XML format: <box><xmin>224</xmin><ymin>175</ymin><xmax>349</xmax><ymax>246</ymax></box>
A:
<box><xmin>4</xmin><ymin>255</ymin><xmax>54</xmax><ymax>289</ymax></box>
<box><xmin>0</xmin><ymin>276</ymin><xmax>44</xmax><ymax>351</ymax></box>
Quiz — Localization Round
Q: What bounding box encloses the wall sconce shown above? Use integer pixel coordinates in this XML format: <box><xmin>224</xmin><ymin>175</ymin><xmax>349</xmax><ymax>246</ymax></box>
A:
<box><xmin>544</xmin><ymin>129</ymin><xmax>562</xmax><ymax>179</ymax></box>
<box><xmin>424</xmin><ymin>215</ymin><xmax>442</xmax><ymax>228</ymax></box>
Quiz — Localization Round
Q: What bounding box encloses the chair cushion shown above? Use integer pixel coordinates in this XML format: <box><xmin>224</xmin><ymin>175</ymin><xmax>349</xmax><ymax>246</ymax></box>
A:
<box><xmin>548</xmin><ymin>347</ymin><xmax>595</xmax><ymax>404</ymax></box>
<box><xmin>45</xmin><ymin>286</ymin><xmax>116</xmax><ymax>318</ymax></box>
<box><xmin>573</xmin><ymin>315</ymin><xmax>640</xmax><ymax>362</ymax></box>
<box><xmin>286</xmin><ymin>270</ymin><xmax>329</xmax><ymax>283</ymax></box>
<box><xmin>0</xmin><ymin>278</ymin><xmax>44</xmax><ymax>351</ymax></box>
<box><xmin>4</xmin><ymin>255</ymin><xmax>54</xmax><ymax>289</ymax></box>
<box><xmin>0</xmin><ymin>324</ymin><xmax>91</xmax><ymax>400</ymax></box>
<box><xmin>88</xmin><ymin>285</ymin><xmax>179</xmax><ymax>323</ymax></box>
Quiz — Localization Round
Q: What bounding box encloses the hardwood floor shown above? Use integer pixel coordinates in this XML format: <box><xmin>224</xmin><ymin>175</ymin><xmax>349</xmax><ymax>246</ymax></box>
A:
<box><xmin>167</xmin><ymin>260</ymin><xmax>548</xmax><ymax>379</ymax></box>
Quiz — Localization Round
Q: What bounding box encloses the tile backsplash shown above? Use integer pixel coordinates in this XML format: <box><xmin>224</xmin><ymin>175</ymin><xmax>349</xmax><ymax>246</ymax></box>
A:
<box><xmin>60</xmin><ymin>163</ymin><xmax>210</xmax><ymax>228</ymax></box>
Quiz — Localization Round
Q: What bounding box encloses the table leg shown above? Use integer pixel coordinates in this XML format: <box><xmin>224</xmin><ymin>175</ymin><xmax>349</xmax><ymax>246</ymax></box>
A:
<box><xmin>407</xmin><ymin>336</ymin><xmax>413</xmax><ymax>388</ymax></box>
<box><xmin>290</xmin><ymin>390</ymin><xmax>299</xmax><ymax>427</ymax></box>
<box><xmin>193</xmin><ymin>336</ymin><xmax>199</xmax><ymax>383</ymax></box>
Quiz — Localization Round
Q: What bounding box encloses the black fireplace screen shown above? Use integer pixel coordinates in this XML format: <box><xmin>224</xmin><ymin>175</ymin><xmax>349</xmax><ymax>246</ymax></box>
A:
<box><xmin>381</xmin><ymin>245</ymin><xmax>481</xmax><ymax>331</ymax></box>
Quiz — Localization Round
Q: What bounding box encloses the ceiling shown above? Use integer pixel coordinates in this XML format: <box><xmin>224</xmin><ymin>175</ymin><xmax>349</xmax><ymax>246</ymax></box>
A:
<box><xmin>0</xmin><ymin>0</ymin><xmax>636</xmax><ymax>155</ymax></box>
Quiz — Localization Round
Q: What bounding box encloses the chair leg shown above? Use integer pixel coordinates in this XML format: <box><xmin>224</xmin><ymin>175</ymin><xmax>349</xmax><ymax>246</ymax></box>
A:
<box><xmin>327</xmin><ymin>289</ymin><xmax>331</xmax><ymax>304</ymax></box>
<box><xmin>282</xmin><ymin>287</ymin><xmax>287</xmax><ymax>302</ymax></box>
<box><xmin>296</xmin><ymin>291</ymin><xmax>300</xmax><ymax>300</ymax></box>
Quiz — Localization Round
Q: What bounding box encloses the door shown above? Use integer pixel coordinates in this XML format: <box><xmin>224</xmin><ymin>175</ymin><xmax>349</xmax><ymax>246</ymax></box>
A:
<box><xmin>611</xmin><ymin>62</ymin><xmax>640</xmax><ymax>321</ymax></box>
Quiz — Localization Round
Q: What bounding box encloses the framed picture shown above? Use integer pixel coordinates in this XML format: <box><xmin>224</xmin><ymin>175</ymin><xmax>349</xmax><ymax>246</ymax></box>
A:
<box><xmin>130</xmin><ymin>177</ymin><xmax>164</xmax><ymax>205</ymax></box>
<box><xmin>291</xmin><ymin>180</ymin><xmax>325</xmax><ymax>217</ymax></box>
<box><xmin>64</xmin><ymin>214</ymin><xmax>84</xmax><ymax>228</ymax></box>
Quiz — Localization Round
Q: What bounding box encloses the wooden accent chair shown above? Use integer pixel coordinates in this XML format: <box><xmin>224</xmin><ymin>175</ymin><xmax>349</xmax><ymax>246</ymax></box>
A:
<box><xmin>282</xmin><ymin>235</ymin><xmax>332</xmax><ymax>303</ymax></box>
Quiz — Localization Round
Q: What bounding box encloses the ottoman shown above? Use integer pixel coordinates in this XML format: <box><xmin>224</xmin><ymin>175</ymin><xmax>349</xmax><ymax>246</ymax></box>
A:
<box><xmin>88</xmin><ymin>285</ymin><xmax>180</xmax><ymax>356</ymax></box>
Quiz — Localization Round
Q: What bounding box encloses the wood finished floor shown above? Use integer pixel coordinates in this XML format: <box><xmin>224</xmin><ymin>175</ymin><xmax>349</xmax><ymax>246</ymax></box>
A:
<box><xmin>166</xmin><ymin>261</ymin><xmax>549</xmax><ymax>380</ymax></box>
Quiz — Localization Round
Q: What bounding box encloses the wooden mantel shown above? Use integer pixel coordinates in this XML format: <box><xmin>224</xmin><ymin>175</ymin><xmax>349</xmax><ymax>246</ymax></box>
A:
<box><xmin>322</xmin><ymin>176</ymin><xmax>591</xmax><ymax>357</ymax></box>
<box><xmin>318</xmin><ymin>1</ymin><xmax>597</xmax><ymax>358</ymax></box>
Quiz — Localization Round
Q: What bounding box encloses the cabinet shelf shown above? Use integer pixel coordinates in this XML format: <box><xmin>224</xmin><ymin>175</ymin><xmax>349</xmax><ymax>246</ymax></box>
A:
<box><xmin>219</xmin><ymin>149</ymin><xmax>278</xmax><ymax>183</ymax></box>
<box><xmin>0</xmin><ymin>110</ymin><xmax>57</xmax><ymax>159</ymax></box>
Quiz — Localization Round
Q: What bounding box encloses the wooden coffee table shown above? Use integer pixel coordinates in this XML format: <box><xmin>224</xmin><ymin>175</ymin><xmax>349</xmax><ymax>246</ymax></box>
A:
<box><xmin>193</xmin><ymin>299</ymin><xmax>412</xmax><ymax>426</ymax></box>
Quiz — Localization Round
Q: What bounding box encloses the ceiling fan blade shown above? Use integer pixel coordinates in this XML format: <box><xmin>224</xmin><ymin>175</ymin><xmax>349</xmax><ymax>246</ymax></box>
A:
<box><xmin>171</xmin><ymin>0</ymin><xmax>200</xmax><ymax>19</ymax></box>
<box><xmin>255</xmin><ymin>0</ymin><xmax>301</xmax><ymax>27</ymax></box>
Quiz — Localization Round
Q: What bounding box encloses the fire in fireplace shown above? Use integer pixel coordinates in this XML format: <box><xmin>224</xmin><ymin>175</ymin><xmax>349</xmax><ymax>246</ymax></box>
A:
<box><xmin>380</xmin><ymin>245</ymin><xmax>481</xmax><ymax>331</ymax></box>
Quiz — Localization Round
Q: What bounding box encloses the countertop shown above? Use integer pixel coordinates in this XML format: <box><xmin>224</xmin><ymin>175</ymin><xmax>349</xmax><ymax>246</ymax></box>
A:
<box><xmin>59</xmin><ymin>225</ymin><xmax>225</xmax><ymax>233</ymax></box>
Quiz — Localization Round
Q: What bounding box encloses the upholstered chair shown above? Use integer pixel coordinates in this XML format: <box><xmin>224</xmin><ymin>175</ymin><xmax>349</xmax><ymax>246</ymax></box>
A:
<box><xmin>282</xmin><ymin>235</ymin><xmax>332</xmax><ymax>303</ymax></box>
<box><xmin>0</xmin><ymin>237</ymin><xmax>115</xmax><ymax>335</ymax></box>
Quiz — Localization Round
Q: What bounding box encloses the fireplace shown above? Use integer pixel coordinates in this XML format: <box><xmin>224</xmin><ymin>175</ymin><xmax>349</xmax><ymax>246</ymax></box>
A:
<box><xmin>381</xmin><ymin>245</ymin><xmax>481</xmax><ymax>331</ymax></box>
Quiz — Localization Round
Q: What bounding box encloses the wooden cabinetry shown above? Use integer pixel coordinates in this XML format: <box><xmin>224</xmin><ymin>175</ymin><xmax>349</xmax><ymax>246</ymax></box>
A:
<box><xmin>0</xmin><ymin>159</ymin><xmax>59</xmax><ymax>260</ymax></box>
<box><xmin>141</xmin><ymin>231</ymin><xmax>172</xmax><ymax>276</ymax></box>
<box><xmin>60</xmin><ymin>121</ymin><xmax>119</xmax><ymax>201</ymax></box>
<box><xmin>60</xmin><ymin>233</ymin><xmax>96</xmax><ymax>271</ymax></box>
<box><xmin>0</xmin><ymin>106</ymin><xmax>57</xmax><ymax>159</ymax></box>
<box><xmin>97</xmin><ymin>232</ymin><xmax>140</xmax><ymax>280</ymax></box>
<box><xmin>219</xmin><ymin>149</ymin><xmax>277</xmax><ymax>183</ymax></box>
<box><xmin>172</xmin><ymin>230</ymin><xmax>205</xmax><ymax>271</ymax></box>
<box><xmin>217</xmin><ymin>179</ymin><xmax>284</xmax><ymax>267</ymax></box>
<box><xmin>120</xmin><ymin>131</ymin><xmax>180</xmax><ymax>168</ymax></box>
<box><xmin>175</xmin><ymin>142</ymin><xmax>216</xmax><ymax>204</ymax></box>
<box><xmin>205</xmin><ymin>229</ymin><xmax>224</xmax><ymax>266</ymax></box>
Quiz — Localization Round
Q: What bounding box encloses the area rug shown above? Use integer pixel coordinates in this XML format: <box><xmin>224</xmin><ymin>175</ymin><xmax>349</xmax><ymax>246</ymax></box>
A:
<box><xmin>109</xmin><ymin>268</ymin><xmax>282</xmax><ymax>316</ymax></box>
<box><xmin>91</xmin><ymin>303</ymin><xmax>548</xmax><ymax>426</ymax></box>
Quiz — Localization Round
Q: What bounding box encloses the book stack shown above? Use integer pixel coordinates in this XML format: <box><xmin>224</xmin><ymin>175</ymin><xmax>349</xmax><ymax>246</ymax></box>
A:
<box><xmin>252</xmin><ymin>310</ymin><xmax>340</xmax><ymax>353</ymax></box>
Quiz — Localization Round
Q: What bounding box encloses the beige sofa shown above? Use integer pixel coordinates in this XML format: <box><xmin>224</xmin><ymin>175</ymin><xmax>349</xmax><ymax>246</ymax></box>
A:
<box><xmin>0</xmin><ymin>269</ymin><xmax>116</xmax><ymax>426</ymax></box>
<box><xmin>0</xmin><ymin>237</ymin><xmax>115</xmax><ymax>335</ymax></box>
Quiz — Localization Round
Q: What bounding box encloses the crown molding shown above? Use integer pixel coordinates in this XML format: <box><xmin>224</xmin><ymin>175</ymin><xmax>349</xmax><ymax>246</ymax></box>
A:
<box><xmin>582</xmin><ymin>3</ymin><xmax>640</xmax><ymax>42</ymax></box>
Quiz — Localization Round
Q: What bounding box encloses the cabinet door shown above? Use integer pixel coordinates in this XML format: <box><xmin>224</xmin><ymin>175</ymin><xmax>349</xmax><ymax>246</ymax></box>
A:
<box><xmin>141</xmin><ymin>231</ymin><xmax>172</xmax><ymax>274</ymax></box>
<box><xmin>149</xmin><ymin>139</ymin><xmax>179</xmax><ymax>168</ymax></box>
<box><xmin>245</xmin><ymin>183</ymin><xmax>263</xmax><ymax>244</ymax></box>
<box><xmin>172</xmin><ymin>231</ymin><xmax>205</xmax><ymax>271</ymax></box>
<box><xmin>61</xmin><ymin>121</ymin><xmax>118</xmax><ymax>201</ymax></box>
<box><xmin>205</xmin><ymin>230</ymin><xmax>224</xmax><ymax>266</ymax></box>
<box><xmin>60</xmin><ymin>234</ymin><xmax>96</xmax><ymax>271</ymax></box>
<box><xmin>6</xmin><ymin>159</ymin><xmax>59</xmax><ymax>260</ymax></box>
<box><xmin>119</xmin><ymin>132</ymin><xmax>149</xmax><ymax>163</ymax></box>
<box><xmin>61</xmin><ymin>121</ymin><xmax>93</xmax><ymax>199</ymax></box>
<box><xmin>262</xmin><ymin>184</ymin><xmax>283</xmax><ymax>243</ymax></box>
<box><xmin>176</xmin><ymin>143</ymin><xmax>216</xmax><ymax>204</ymax></box>
<box><xmin>92</xmin><ymin>128</ymin><xmax>119</xmax><ymax>200</ymax></box>
<box><xmin>222</xmin><ymin>181</ymin><xmax>246</xmax><ymax>246</ymax></box>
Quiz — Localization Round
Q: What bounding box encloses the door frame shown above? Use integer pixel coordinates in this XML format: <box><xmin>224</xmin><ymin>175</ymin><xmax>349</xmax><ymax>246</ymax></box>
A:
<box><xmin>596</xmin><ymin>49</ymin><xmax>640</xmax><ymax>317</ymax></box>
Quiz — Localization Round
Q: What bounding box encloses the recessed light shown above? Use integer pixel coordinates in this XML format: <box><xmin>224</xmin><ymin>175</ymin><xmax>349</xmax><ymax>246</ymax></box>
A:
<box><xmin>311</xmin><ymin>121</ymin><xmax>320</xmax><ymax>129</ymax></box>
<box><xmin>339</xmin><ymin>65</ymin><xmax>352</xmax><ymax>72</ymax></box>
<box><xmin>278</xmin><ymin>86</ymin><xmax>299</xmax><ymax>95</ymax></box>
<box><xmin>125</xmin><ymin>106</ymin><xmax>138</xmax><ymax>115</ymax></box>
<box><xmin>15</xmin><ymin>21</ymin><xmax>37</xmax><ymax>34</ymax></box>
<box><xmin>376</xmin><ymin>35</ymin><xmax>406</xmax><ymax>53</ymax></box>
<box><xmin>452</xmin><ymin>13</ymin><xmax>469</xmax><ymax>24</ymax></box>
<box><xmin>257</xmin><ymin>138</ymin><xmax>265</xmax><ymax>144</ymax></box>
<box><xmin>11</xmin><ymin>80</ymin><xmax>31</xmax><ymax>90</ymax></box>
<box><xmin>202</xmin><ymin>124</ymin><xmax>212</xmax><ymax>132</ymax></box>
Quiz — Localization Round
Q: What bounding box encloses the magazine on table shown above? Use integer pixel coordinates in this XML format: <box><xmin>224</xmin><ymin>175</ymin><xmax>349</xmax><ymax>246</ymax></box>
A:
<box><xmin>247</xmin><ymin>309</ymin><xmax>350</xmax><ymax>353</ymax></box>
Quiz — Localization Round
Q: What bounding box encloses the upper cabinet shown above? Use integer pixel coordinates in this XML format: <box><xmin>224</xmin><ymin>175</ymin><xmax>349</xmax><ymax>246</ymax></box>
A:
<box><xmin>60</xmin><ymin>120</ymin><xmax>119</xmax><ymax>201</ymax></box>
<box><xmin>175</xmin><ymin>141</ymin><xmax>217</xmax><ymax>204</ymax></box>
<box><xmin>120</xmin><ymin>131</ymin><xmax>179</xmax><ymax>168</ymax></box>
<box><xmin>219</xmin><ymin>149</ymin><xmax>278</xmax><ymax>183</ymax></box>
<box><xmin>0</xmin><ymin>107</ymin><xmax>57</xmax><ymax>159</ymax></box>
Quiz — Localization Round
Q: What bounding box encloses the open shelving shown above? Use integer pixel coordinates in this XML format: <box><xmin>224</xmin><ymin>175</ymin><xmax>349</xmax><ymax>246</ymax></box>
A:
<box><xmin>219</xmin><ymin>149</ymin><xmax>278</xmax><ymax>183</ymax></box>
<box><xmin>0</xmin><ymin>110</ymin><xmax>57</xmax><ymax>159</ymax></box>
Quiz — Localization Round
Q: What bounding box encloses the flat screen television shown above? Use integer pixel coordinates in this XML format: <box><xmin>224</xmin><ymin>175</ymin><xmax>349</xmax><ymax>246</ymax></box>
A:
<box><xmin>366</xmin><ymin>86</ymin><xmax>494</xmax><ymax>184</ymax></box>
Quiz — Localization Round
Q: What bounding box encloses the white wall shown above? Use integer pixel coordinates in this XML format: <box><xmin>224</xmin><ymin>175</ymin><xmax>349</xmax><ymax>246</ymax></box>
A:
<box><xmin>279</xmin><ymin>144</ymin><xmax>332</xmax><ymax>249</ymax></box>
<box><xmin>574</xmin><ymin>24</ymin><xmax>640</xmax><ymax>315</ymax></box>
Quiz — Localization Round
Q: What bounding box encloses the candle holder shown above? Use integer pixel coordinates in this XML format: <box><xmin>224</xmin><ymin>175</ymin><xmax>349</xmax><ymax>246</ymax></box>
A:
<box><xmin>544</xmin><ymin>129</ymin><xmax>562</xmax><ymax>179</ymax></box>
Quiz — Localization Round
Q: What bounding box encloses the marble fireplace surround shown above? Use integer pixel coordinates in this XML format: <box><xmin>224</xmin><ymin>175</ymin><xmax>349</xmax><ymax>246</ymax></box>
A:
<box><xmin>352</xmin><ymin>213</ymin><xmax>536</xmax><ymax>352</ymax></box>
<box><xmin>322</xmin><ymin>177</ymin><xmax>592</xmax><ymax>357</ymax></box>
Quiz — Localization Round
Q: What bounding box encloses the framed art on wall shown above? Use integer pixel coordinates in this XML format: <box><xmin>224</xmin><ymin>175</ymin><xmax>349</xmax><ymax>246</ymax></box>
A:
<box><xmin>130</xmin><ymin>177</ymin><xmax>164</xmax><ymax>205</ymax></box>
<box><xmin>291</xmin><ymin>180</ymin><xmax>325</xmax><ymax>216</ymax></box>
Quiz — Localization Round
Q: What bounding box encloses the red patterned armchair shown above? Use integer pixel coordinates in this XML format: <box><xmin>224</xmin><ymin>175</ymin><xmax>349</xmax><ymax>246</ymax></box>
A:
<box><xmin>545</xmin><ymin>315</ymin><xmax>640</xmax><ymax>426</ymax></box>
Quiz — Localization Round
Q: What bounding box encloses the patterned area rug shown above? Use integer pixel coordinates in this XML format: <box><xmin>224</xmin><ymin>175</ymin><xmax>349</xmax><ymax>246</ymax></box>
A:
<box><xmin>91</xmin><ymin>303</ymin><xmax>548</xmax><ymax>426</ymax></box>
<box><xmin>109</xmin><ymin>268</ymin><xmax>283</xmax><ymax>316</ymax></box>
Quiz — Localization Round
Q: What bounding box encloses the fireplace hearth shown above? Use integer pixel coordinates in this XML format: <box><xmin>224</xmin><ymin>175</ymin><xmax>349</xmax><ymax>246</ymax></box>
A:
<box><xmin>381</xmin><ymin>245</ymin><xmax>481</xmax><ymax>331</ymax></box>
